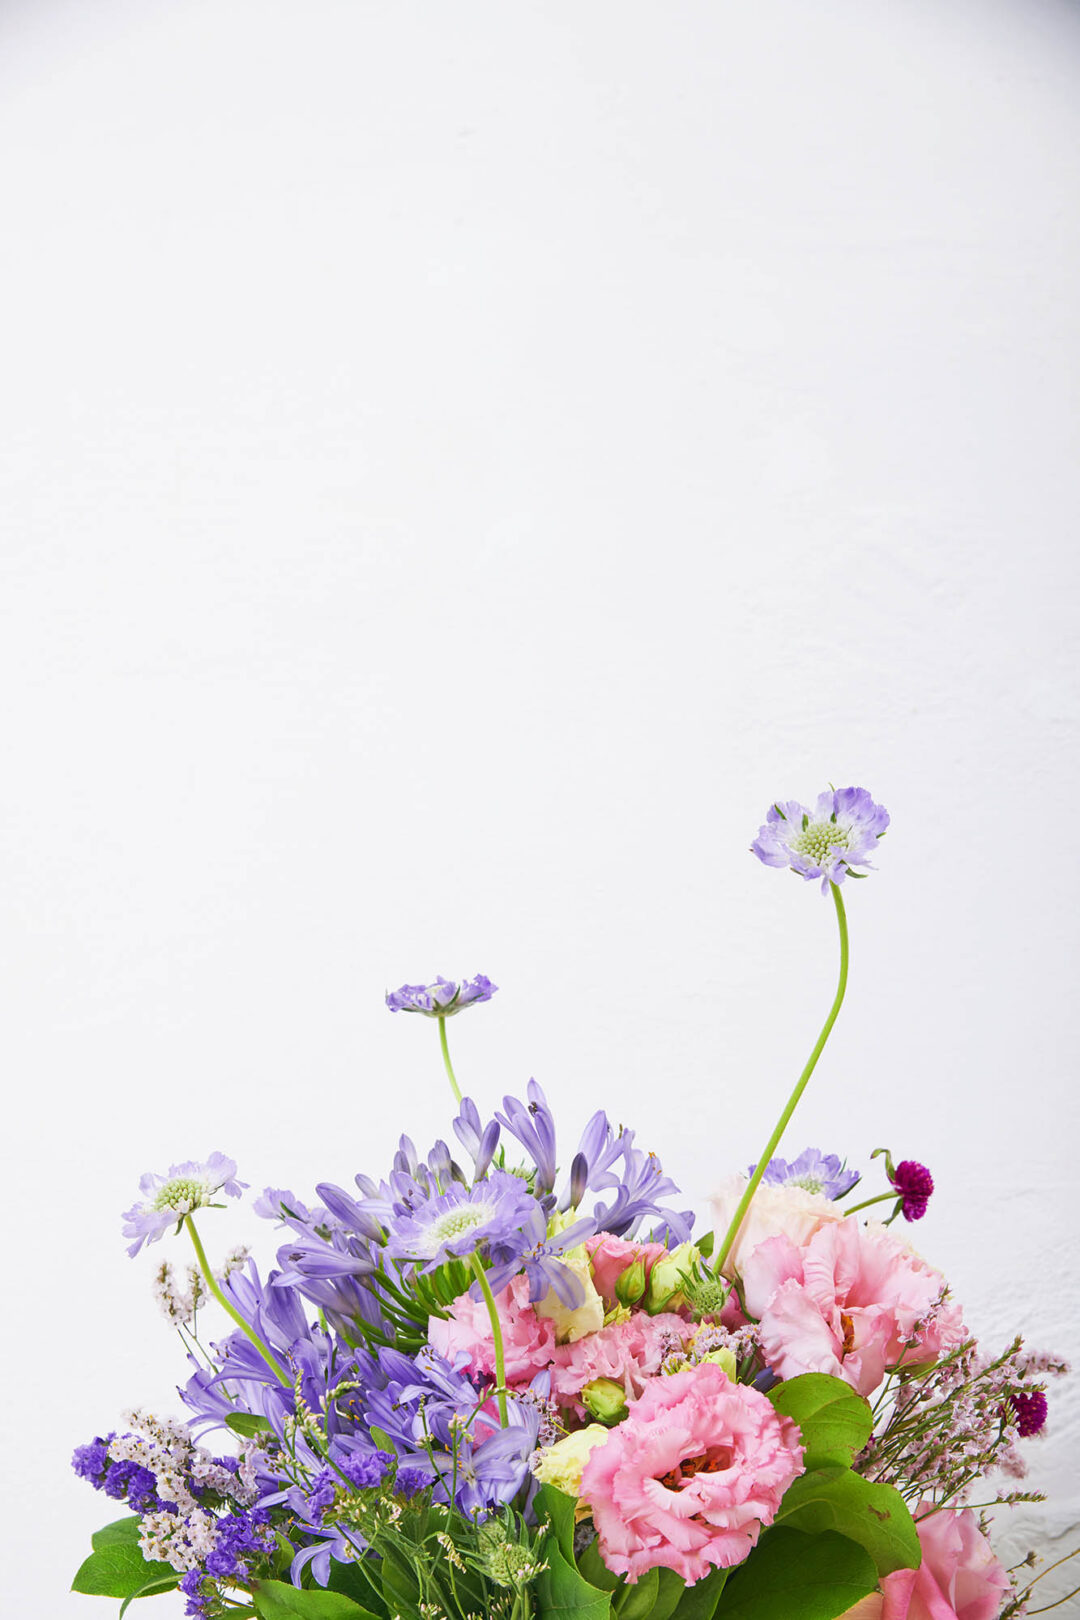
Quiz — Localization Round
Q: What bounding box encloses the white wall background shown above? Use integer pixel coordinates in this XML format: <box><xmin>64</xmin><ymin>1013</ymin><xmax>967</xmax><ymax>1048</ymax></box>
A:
<box><xmin>1</xmin><ymin>1</ymin><xmax>1078</xmax><ymax>1613</ymax></box>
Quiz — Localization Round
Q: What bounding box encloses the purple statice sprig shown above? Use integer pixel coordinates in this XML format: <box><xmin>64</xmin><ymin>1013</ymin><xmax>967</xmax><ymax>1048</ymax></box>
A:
<box><xmin>750</xmin><ymin>1148</ymin><xmax>860</xmax><ymax>1200</ymax></box>
<box><xmin>121</xmin><ymin>1154</ymin><xmax>248</xmax><ymax>1258</ymax></box>
<box><xmin>386</xmin><ymin>975</ymin><xmax>498</xmax><ymax>1017</ymax></box>
<box><xmin>752</xmin><ymin>786</ymin><xmax>889</xmax><ymax>893</ymax></box>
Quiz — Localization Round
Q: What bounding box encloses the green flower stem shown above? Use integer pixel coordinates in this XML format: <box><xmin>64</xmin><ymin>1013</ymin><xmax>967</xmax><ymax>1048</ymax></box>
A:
<box><xmin>843</xmin><ymin>1190</ymin><xmax>898</xmax><ymax>1216</ymax></box>
<box><xmin>185</xmin><ymin>1215</ymin><xmax>292</xmax><ymax>1386</ymax></box>
<box><xmin>714</xmin><ymin>881</ymin><xmax>850</xmax><ymax>1275</ymax></box>
<box><xmin>438</xmin><ymin>1016</ymin><xmax>463</xmax><ymax>1105</ymax></box>
<box><xmin>469</xmin><ymin>1251</ymin><xmax>509</xmax><ymax>1426</ymax></box>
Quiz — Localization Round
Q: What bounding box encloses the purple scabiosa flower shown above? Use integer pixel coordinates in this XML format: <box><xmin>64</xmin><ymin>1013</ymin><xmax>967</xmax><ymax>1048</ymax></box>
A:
<box><xmin>751</xmin><ymin>1149</ymin><xmax>860</xmax><ymax>1200</ymax></box>
<box><xmin>752</xmin><ymin>786</ymin><xmax>890</xmax><ymax>893</ymax></box>
<box><xmin>890</xmin><ymin>1159</ymin><xmax>934</xmax><ymax>1221</ymax></box>
<box><xmin>385</xmin><ymin>975</ymin><xmax>497</xmax><ymax>1016</ymax></box>
<box><xmin>385</xmin><ymin>1167</ymin><xmax>538</xmax><ymax>1271</ymax></box>
<box><xmin>1011</xmin><ymin>1391</ymin><xmax>1048</xmax><ymax>1437</ymax></box>
<box><xmin>122</xmin><ymin>1153</ymin><xmax>247</xmax><ymax>1257</ymax></box>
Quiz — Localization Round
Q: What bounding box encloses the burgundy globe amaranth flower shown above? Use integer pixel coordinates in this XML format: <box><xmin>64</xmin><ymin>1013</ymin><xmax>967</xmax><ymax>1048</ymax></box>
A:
<box><xmin>1011</xmin><ymin>1391</ymin><xmax>1048</xmax><ymax>1437</ymax></box>
<box><xmin>752</xmin><ymin>785</ymin><xmax>889</xmax><ymax>892</ymax></box>
<box><xmin>385</xmin><ymin>974</ymin><xmax>498</xmax><ymax>1016</ymax></box>
<box><xmin>891</xmin><ymin>1158</ymin><xmax>935</xmax><ymax>1221</ymax></box>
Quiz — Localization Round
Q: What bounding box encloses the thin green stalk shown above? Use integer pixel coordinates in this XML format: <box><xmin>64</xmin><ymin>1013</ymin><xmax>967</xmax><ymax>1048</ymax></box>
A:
<box><xmin>469</xmin><ymin>1252</ymin><xmax>508</xmax><ymax>1425</ymax></box>
<box><xmin>185</xmin><ymin>1215</ymin><xmax>291</xmax><ymax>1385</ymax></box>
<box><xmin>714</xmin><ymin>882</ymin><xmax>849</xmax><ymax>1274</ymax></box>
<box><xmin>843</xmin><ymin>1190</ymin><xmax>898</xmax><ymax>1216</ymax></box>
<box><xmin>439</xmin><ymin>1016</ymin><xmax>463</xmax><ymax>1105</ymax></box>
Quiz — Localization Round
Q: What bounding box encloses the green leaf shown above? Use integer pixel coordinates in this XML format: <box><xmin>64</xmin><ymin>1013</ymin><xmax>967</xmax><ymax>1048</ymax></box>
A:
<box><xmin>368</xmin><ymin>1425</ymin><xmax>395</xmax><ymax>1455</ymax></box>
<box><xmin>577</xmin><ymin>1539</ymin><xmax>619</xmax><ymax>1594</ymax></box>
<box><xmin>775</xmin><ymin>1467</ymin><xmax>920</xmax><ymax>1577</ymax></box>
<box><xmin>535</xmin><ymin>1482</ymin><xmax>580</xmax><ymax>1565</ymax></box>
<box><xmin>90</xmin><ymin>1516</ymin><xmax>142</xmax><ymax>1551</ymax></box>
<box><xmin>379</xmin><ymin>1542</ymin><xmax>422</xmax><ymax>1614</ymax></box>
<box><xmin>767</xmin><ymin>1375</ymin><xmax>873</xmax><ymax>1471</ymax></box>
<box><xmin>325</xmin><ymin>1559</ymin><xmax>389</xmax><ymax>1617</ymax></box>
<box><xmin>227</xmin><ymin>1411</ymin><xmax>273</xmax><ymax>1437</ymax></box>
<box><xmin>715</xmin><ymin>1527</ymin><xmax>877</xmax><ymax>1620</ymax></box>
<box><xmin>118</xmin><ymin>1575</ymin><xmax>185</xmax><ymax>1617</ymax></box>
<box><xmin>668</xmin><ymin>1566</ymin><xmax>728</xmax><ymax>1620</ymax></box>
<box><xmin>535</xmin><ymin>1547</ymin><xmax>613</xmax><ymax>1620</ymax></box>
<box><xmin>251</xmin><ymin>1578</ymin><xmax>377</xmax><ymax>1618</ymax></box>
<box><xmin>613</xmin><ymin>1568</ymin><xmax>659</xmax><ymax>1619</ymax></box>
<box><xmin>71</xmin><ymin>1543</ymin><xmax>177</xmax><ymax>1600</ymax></box>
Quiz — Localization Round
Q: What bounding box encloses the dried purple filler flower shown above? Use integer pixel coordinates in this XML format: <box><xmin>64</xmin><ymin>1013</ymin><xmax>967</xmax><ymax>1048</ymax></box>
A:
<box><xmin>385</xmin><ymin>974</ymin><xmax>498</xmax><ymax>1016</ymax></box>
<box><xmin>752</xmin><ymin>786</ymin><xmax>889</xmax><ymax>892</ymax></box>
<box><xmin>890</xmin><ymin>1159</ymin><xmax>935</xmax><ymax>1222</ymax></box>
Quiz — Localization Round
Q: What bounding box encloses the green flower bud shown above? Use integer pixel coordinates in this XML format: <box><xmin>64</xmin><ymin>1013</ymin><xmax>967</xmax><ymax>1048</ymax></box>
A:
<box><xmin>581</xmin><ymin>1377</ymin><xmax>629</xmax><ymax>1427</ymax></box>
<box><xmin>614</xmin><ymin>1256</ymin><xmax>648</xmax><ymax>1307</ymax></box>
<box><xmin>644</xmin><ymin>1241</ymin><xmax>700</xmax><ymax>1315</ymax></box>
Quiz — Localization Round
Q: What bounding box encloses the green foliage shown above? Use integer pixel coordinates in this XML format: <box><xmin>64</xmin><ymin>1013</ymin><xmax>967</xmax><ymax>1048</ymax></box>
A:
<box><xmin>774</xmin><ymin>1466</ymin><xmax>921</xmax><ymax>1576</ymax></box>
<box><xmin>251</xmin><ymin>1578</ymin><xmax>380</xmax><ymax>1618</ymax></box>
<box><xmin>666</xmin><ymin>1566</ymin><xmax>728</xmax><ymax>1620</ymax></box>
<box><xmin>714</xmin><ymin>1527</ymin><xmax>878</xmax><ymax>1620</ymax></box>
<box><xmin>767</xmin><ymin>1373</ymin><xmax>873</xmax><ymax>1470</ymax></box>
<box><xmin>226</xmin><ymin>1411</ymin><xmax>274</xmax><ymax>1438</ymax></box>
<box><xmin>71</xmin><ymin>1540</ymin><xmax>177</xmax><ymax>1602</ymax></box>
<box><xmin>535</xmin><ymin>1547</ymin><xmax>614</xmax><ymax>1620</ymax></box>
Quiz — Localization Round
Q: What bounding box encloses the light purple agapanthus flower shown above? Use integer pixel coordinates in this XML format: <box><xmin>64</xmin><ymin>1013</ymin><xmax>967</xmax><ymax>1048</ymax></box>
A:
<box><xmin>385</xmin><ymin>1168</ymin><xmax>537</xmax><ymax>1271</ymax></box>
<box><xmin>751</xmin><ymin>1149</ymin><xmax>860</xmax><ymax>1200</ymax></box>
<box><xmin>751</xmin><ymin>786</ymin><xmax>889</xmax><ymax>892</ymax></box>
<box><xmin>121</xmin><ymin>1153</ymin><xmax>247</xmax><ymax>1257</ymax></box>
<box><xmin>385</xmin><ymin>975</ymin><xmax>497</xmax><ymax>1016</ymax></box>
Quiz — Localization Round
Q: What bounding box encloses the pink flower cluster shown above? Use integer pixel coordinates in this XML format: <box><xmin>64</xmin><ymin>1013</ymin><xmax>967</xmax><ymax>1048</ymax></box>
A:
<box><xmin>580</xmin><ymin>1363</ymin><xmax>805</xmax><ymax>1584</ymax></box>
<box><xmin>842</xmin><ymin>1505</ymin><xmax>1010</xmax><ymax>1620</ymax></box>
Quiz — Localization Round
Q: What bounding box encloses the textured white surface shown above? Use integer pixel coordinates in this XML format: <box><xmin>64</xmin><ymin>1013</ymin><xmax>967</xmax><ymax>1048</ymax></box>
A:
<box><xmin>1</xmin><ymin>1</ymin><xmax>1078</xmax><ymax>1613</ymax></box>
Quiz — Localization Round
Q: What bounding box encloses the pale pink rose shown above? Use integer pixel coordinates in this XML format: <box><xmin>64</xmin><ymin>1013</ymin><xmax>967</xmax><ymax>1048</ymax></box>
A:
<box><xmin>580</xmin><ymin>1362</ymin><xmax>805</xmax><ymax>1584</ymax></box>
<box><xmin>709</xmin><ymin>1175</ymin><xmax>846</xmax><ymax>1279</ymax></box>
<box><xmin>585</xmin><ymin>1234</ymin><xmax>669</xmax><ymax>1307</ymax></box>
<box><xmin>879</xmin><ymin>1504</ymin><xmax>1010</xmax><ymax>1620</ymax></box>
<box><xmin>741</xmin><ymin>1221</ymin><xmax>966</xmax><ymax>1397</ymax></box>
<box><xmin>548</xmin><ymin>1310</ymin><xmax>696</xmax><ymax>1417</ymax></box>
<box><xmin>428</xmin><ymin>1273</ymin><xmax>556</xmax><ymax>1385</ymax></box>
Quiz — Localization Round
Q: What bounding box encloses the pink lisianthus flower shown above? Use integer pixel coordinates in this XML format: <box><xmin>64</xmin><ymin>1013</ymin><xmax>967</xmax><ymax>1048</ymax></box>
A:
<box><xmin>847</xmin><ymin>1505</ymin><xmax>1009</xmax><ymax>1620</ymax></box>
<box><xmin>580</xmin><ymin>1363</ymin><xmax>805</xmax><ymax>1585</ymax></box>
<box><xmin>585</xmin><ymin>1235</ymin><xmax>670</xmax><ymax>1308</ymax></box>
<box><xmin>741</xmin><ymin>1221</ymin><xmax>966</xmax><ymax>1398</ymax></box>
<box><xmin>548</xmin><ymin>1311</ymin><xmax>695</xmax><ymax>1417</ymax></box>
<box><xmin>427</xmin><ymin>1273</ymin><xmax>556</xmax><ymax>1385</ymax></box>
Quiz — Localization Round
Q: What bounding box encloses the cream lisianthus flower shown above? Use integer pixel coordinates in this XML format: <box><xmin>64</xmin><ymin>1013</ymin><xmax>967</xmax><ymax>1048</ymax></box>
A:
<box><xmin>709</xmin><ymin>1174</ymin><xmax>845</xmax><ymax>1280</ymax></box>
<box><xmin>531</xmin><ymin>1424</ymin><xmax>610</xmax><ymax>1514</ymax></box>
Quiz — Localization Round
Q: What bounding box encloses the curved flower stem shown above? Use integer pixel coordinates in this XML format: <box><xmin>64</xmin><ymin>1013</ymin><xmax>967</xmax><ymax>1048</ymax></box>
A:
<box><xmin>843</xmin><ymin>1190</ymin><xmax>898</xmax><ymax>1217</ymax></box>
<box><xmin>438</xmin><ymin>1016</ymin><xmax>463</xmax><ymax>1105</ymax></box>
<box><xmin>714</xmin><ymin>881</ymin><xmax>850</xmax><ymax>1274</ymax></box>
<box><xmin>185</xmin><ymin>1215</ymin><xmax>292</xmax><ymax>1386</ymax></box>
<box><xmin>469</xmin><ymin>1251</ymin><xmax>509</xmax><ymax>1427</ymax></box>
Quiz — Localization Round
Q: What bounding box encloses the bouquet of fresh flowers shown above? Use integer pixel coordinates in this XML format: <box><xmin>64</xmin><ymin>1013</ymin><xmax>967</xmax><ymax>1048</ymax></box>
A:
<box><xmin>71</xmin><ymin>788</ymin><xmax>1076</xmax><ymax>1620</ymax></box>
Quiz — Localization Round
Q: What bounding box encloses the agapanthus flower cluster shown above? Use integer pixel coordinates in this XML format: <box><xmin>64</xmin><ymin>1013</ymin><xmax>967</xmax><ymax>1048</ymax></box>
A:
<box><xmin>71</xmin><ymin>789</ymin><xmax>1076</xmax><ymax>1620</ymax></box>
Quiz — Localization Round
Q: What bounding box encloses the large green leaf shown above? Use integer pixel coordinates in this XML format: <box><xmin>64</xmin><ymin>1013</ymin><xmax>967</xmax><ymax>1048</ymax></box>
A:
<box><xmin>714</xmin><ymin>1527</ymin><xmax>877</xmax><ymax>1620</ymax></box>
<box><xmin>767</xmin><ymin>1375</ymin><xmax>873</xmax><ymax>1470</ymax></box>
<box><xmin>668</xmin><ymin>1565</ymin><xmax>728</xmax><ymax>1620</ymax></box>
<box><xmin>613</xmin><ymin>1568</ymin><xmax>659</xmax><ymax>1619</ymax></box>
<box><xmin>226</xmin><ymin>1411</ymin><xmax>273</xmax><ymax>1438</ymax></box>
<box><xmin>251</xmin><ymin>1578</ymin><xmax>378</xmax><ymax>1618</ymax></box>
<box><xmin>535</xmin><ymin>1547</ymin><xmax>613</xmax><ymax>1620</ymax></box>
<box><xmin>72</xmin><ymin>1541</ymin><xmax>177</xmax><ymax>1600</ymax></box>
<box><xmin>118</xmin><ymin>1576</ymin><xmax>185</xmax><ymax>1617</ymax></box>
<box><xmin>325</xmin><ymin>1558</ymin><xmax>389</xmax><ymax>1617</ymax></box>
<box><xmin>90</xmin><ymin>1516</ymin><xmax>142</xmax><ymax>1550</ymax></box>
<box><xmin>775</xmin><ymin>1467</ymin><xmax>920</xmax><ymax>1576</ymax></box>
<box><xmin>535</xmin><ymin>1483</ymin><xmax>579</xmax><ymax>1564</ymax></box>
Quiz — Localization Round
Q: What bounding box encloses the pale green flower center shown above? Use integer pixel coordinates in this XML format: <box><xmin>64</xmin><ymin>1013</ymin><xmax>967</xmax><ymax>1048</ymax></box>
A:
<box><xmin>152</xmin><ymin>1177</ymin><xmax>207</xmax><ymax>1213</ymax></box>
<box><xmin>791</xmin><ymin>819</ymin><xmax>849</xmax><ymax>866</ymax></box>
<box><xmin>788</xmin><ymin>1174</ymin><xmax>824</xmax><ymax>1194</ymax></box>
<box><xmin>423</xmin><ymin>1202</ymin><xmax>493</xmax><ymax>1253</ymax></box>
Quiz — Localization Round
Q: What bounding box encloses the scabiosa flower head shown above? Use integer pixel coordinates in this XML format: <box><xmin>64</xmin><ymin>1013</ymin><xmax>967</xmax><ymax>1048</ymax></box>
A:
<box><xmin>122</xmin><ymin>1154</ymin><xmax>247</xmax><ymax>1257</ymax></box>
<box><xmin>386</xmin><ymin>1167</ymin><xmax>537</xmax><ymax>1270</ymax></box>
<box><xmin>1011</xmin><ymin>1390</ymin><xmax>1048</xmax><ymax>1437</ymax></box>
<box><xmin>752</xmin><ymin>786</ymin><xmax>889</xmax><ymax>892</ymax></box>
<box><xmin>890</xmin><ymin>1159</ymin><xmax>935</xmax><ymax>1222</ymax></box>
<box><xmin>580</xmin><ymin>1363</ymin><xmax>805</xmax><ymax>1584</ymax></box>
<box><xmin>385</xmin><ymin>974</ymin><xmax>497</xmax><ymax>1016</ymax></box>
<box><xmin>752</xmin><ymin>1149</ymin><xmax>860</xmax><ymax>1200</ymax></box>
